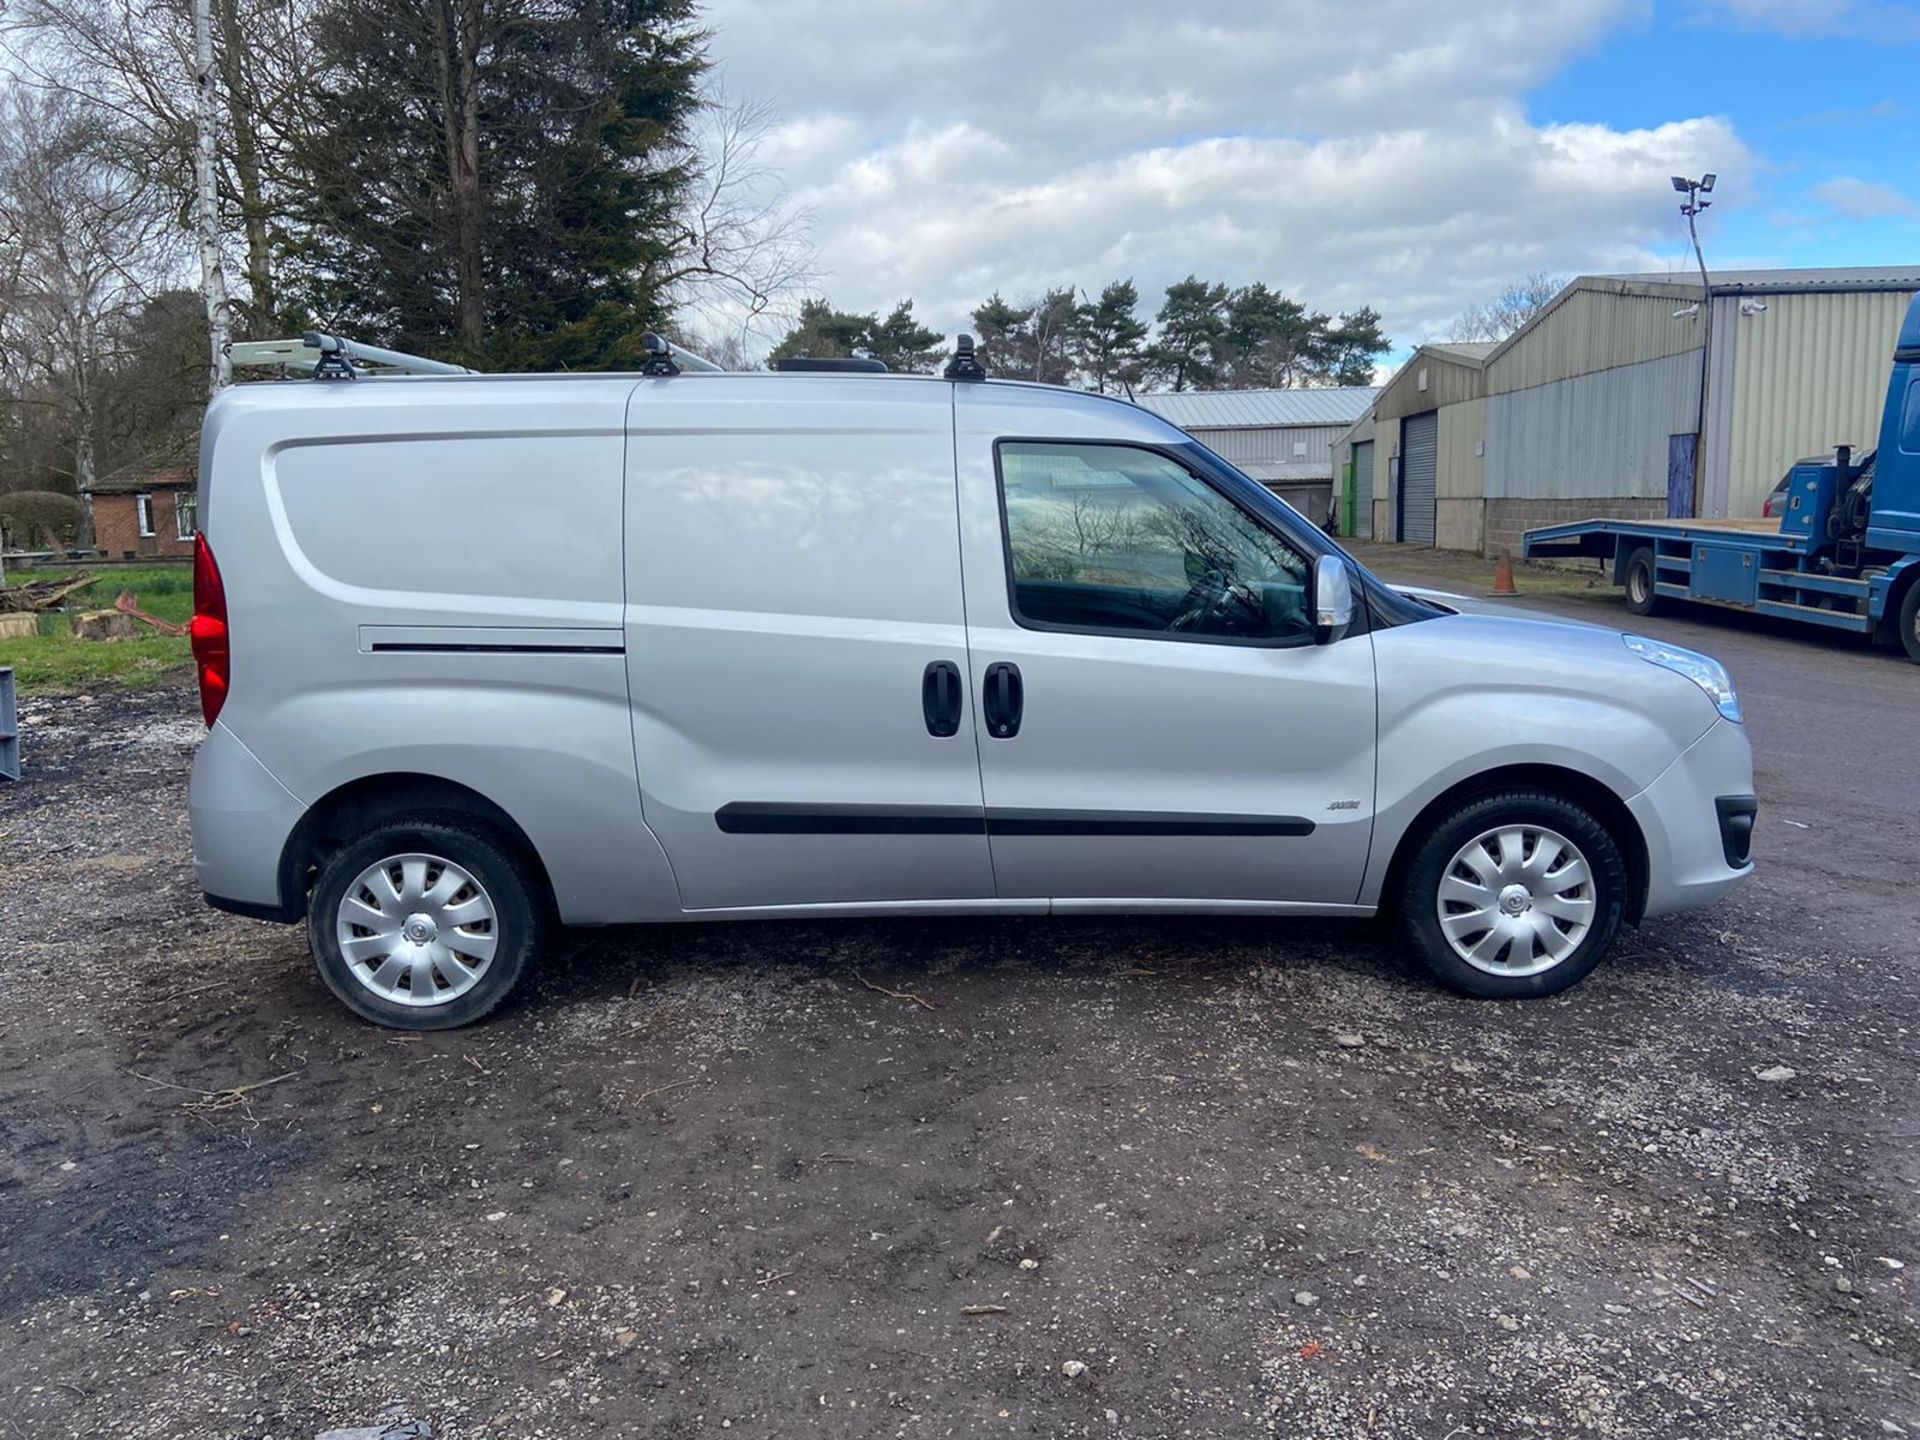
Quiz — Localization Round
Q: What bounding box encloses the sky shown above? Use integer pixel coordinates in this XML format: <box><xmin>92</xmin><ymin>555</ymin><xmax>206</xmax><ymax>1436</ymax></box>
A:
<box><xmin>697</xmin><ymin>0</ymin><xmax>1920</xmax><ymax>362</ymax></box>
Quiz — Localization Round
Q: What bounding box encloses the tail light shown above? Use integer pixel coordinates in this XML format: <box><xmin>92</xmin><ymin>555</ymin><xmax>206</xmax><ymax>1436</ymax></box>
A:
<box><xmin>190</xmin><ymin>532</ymin><xmax>229</xmax><ymax>727</ymax></box>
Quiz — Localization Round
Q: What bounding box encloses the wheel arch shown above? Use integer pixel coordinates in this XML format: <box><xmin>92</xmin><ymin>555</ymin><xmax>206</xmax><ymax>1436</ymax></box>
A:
<box><xmin>274</xmin><ymin>772</ymin><xmax>555</xmax><ymax>924</ymax></box>
<box><xmin>1377</xmin><ymin>763</ymin><xmax>1651</xmax><ymax>925</ymax></box>
<box><xmin>1873</xmin><ymin>556</ymin><xmax>1920</xmax><ymax>651</ymax></box>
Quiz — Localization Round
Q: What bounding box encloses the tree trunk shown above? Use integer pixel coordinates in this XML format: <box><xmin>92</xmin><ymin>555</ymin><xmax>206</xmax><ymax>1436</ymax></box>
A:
<box><xmin>191</xmin><ymin>0</ymin><xmax>233</xmax><ymax>395</ymax></box>
<box><xmin>429</xmin><ymin>0</ymin><xmax>486</xmax><ymax>355</ymax></box>
<box><xmin>74</xmin><ymin>320</ymin><xmax>97</xmax><ymax>553</ymax></box>
<box><xmin>213</xmin><ymin>0</ymin><xmax>274</xmax><ymax>327</ymax></box>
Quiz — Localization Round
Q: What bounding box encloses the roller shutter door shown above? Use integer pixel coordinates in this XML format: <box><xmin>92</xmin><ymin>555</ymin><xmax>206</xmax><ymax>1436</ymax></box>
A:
<box><xmin>1352</xmin><ymin>441</ymin><xmax>1374</xmax><ymax>539</ymax></box>
<box><xmin>1399</xmin><ymin>411</ymin><xmax>1437</xmax><ymax>545</ymax></box>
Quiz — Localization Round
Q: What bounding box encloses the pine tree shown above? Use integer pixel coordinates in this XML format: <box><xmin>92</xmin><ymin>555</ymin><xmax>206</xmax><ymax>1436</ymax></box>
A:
<box><xmin>1144</xmin><ymin>277</ymin><xmax>1228</xmax><ymax>392</ymax></box>
<box><xmin>1314</xmin><ymin>307</ymin><xmax>1390</xmax><ymax>387</ymax></box>
<box><xmin>1218</xmin><ymin>283</ymin><xmax>1320</xmax><ymax>389</ymax></box>
<box><xmin>290</xmin><ymin>0</ymin><xmax>706</xmax><ymax>371</ymax></box>
<box><xmin>1076</xmin><ymin>279</ymin><xmax>1148</xmax><ymax>393</ymax></box>
<box><xmin>970</xmin><ymin>293</ymin><xmax>1033</xmax><ymax>377</ymax></box>
<box><xmin>864</xmin><ymin>300</ymin><xmax>944</xmax><ymax>374</ymax></box>
<box><xmin>768</xmin><ymin>298</ymin><xmax>873</xmax><ymax>361</ymax></box>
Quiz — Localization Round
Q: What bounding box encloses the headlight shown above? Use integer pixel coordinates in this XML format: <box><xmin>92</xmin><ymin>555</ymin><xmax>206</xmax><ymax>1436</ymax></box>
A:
<box><xmin>1623</xmin><ymin>634</ymin><xmax>1742</xmax><ymax>723</ymax></box>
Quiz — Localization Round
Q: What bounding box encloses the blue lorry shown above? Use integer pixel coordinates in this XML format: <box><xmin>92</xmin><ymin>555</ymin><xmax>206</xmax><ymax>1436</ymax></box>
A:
<box><xmin>1523</xmin><ymin>291</ymin><xmax>1920</xmax><ymax>663</ymax></box>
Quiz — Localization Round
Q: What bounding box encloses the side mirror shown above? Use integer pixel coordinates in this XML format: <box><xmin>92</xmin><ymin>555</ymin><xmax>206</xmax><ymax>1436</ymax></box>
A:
<box><xmin>1312</xmin><ymin>554</ymin><xmax>1356</xmax><ymax>643</ymax></box>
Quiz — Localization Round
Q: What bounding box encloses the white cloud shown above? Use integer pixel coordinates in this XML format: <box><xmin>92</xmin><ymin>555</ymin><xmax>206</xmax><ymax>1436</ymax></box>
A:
<box><xmin>701</xmin><ymin>0</ymin><xmax>1752</xmax><ymax>350</ymax></box>
<box><xmin>1808</xmin><ymin>177</ymin><xmax>1920</xmax><ymax>219</ymax></box>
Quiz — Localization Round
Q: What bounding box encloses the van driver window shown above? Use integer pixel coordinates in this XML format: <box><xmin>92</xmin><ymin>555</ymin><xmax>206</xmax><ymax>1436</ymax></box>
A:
<box><xmin>997</xmin><ymin>442</ymin><xmax>1313</xmax><ymax>644</ymax></box>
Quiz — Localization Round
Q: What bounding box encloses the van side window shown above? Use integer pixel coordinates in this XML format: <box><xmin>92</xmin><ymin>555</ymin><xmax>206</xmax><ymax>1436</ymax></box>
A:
<box><xmin>1902</xmin><ymin>375</ymin><xmax>1920</xmax><ymax>455</ymax></box>
<box><xmin>996</xmin><ymin>441</ymin><xmax>1313</xmax><ymax>644</ymax></box>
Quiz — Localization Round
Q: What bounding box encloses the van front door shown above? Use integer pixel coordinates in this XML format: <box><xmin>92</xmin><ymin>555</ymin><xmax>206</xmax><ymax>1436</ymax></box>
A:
<box><xmin>623</xmin><ymin>378</ymin><xmax>996</xmax><ymax>911</ymax></box>
<box><xmin>954</xmin><ymin>389</ymin><xmax>1377</xmax><ymax>907</ymax></box>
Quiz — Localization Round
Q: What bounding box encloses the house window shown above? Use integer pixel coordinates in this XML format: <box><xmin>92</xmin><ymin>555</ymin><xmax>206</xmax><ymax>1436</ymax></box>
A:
<box><xmin>136</xmin><ymin>493</ymin><xmax>155</xmax><ymax>537</ymax></box>
<box><xmin>174</xmin><ymin>492</ymin><xmax>197</xmax><ymax>539</ymax></box>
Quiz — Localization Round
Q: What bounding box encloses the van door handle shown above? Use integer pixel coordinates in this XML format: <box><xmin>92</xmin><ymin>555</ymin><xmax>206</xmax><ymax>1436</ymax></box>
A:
<box><xmin>922</xmin><ymin>660</ymin><xmax>963</xmax><ymax>737</ymax></box>
<box><xmin>982</xmin><ymin>661</ymin><xmax>1023</xmax><ymax>739</ymax></box>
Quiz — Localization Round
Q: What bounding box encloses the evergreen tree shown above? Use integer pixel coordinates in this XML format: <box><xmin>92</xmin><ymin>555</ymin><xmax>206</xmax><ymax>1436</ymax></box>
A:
<box><xmin>970</xmin><ymin>292</ymin><xmax>1033</xmax><ymax>377</ymax></box>
<box><xmin>863</xmin><ymin>299</ymin><xmax>944</xmax><ymax>374</ymax></box>
<box><xmin>290</xmin><ymin>0</ymin><xmax>706</xmax><ymax>371</ymax></box>
<box><xmin>1076</xmin><ymin>279</ymin><xmax>1148</xmax><ymax>393</ymax></box>
<box><xmin>1217</xmin><ymin>282</ymin><xmax>1320</xmax><ymax>389</ymax></box>
<box><xmin>768</xmin><ymin>298</ymin><xmax>874</xmax><ymax>361</ymax></box>
<box><xmin>1314</xmin><ymin>307</ymin><xmax>1391</xmax><ymax>386</ymax></box>
<box><xmin>1144</xmin><ymin>276</ymin><xmax>1228</xmax><ymax>392</ymax></box>
<box><xmin>1026</xmin><ymin>286</ymin><xmax>1081</xmax><ymax>386</ymax></box>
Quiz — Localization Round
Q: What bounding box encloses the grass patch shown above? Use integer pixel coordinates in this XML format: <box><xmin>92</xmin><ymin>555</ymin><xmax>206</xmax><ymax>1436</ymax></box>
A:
<box><xmin>1</xmin><ymin>563</ymin><xmax>194</xmax><ymax>695</ymax></box>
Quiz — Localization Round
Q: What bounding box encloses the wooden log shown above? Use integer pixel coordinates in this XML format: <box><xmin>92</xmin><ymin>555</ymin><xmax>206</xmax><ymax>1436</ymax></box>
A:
<box><xmin>72</xmin><ymin>610</ymin><xmax>141</xmax><ymax>641</ymax></box>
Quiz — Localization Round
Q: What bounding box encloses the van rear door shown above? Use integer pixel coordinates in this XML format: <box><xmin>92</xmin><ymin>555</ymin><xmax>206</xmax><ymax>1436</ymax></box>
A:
<box><xmin>623</xmin><ymin>377</ymin><xmax>997</xmax><ymax>911</ymax></box>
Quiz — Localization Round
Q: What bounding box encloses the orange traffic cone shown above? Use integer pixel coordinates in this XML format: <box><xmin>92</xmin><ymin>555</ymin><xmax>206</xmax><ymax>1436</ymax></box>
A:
<box><xmin>1491</xmin><ymin>547</ymin><xmax>1519</xmax><ymax>597</ymax></box>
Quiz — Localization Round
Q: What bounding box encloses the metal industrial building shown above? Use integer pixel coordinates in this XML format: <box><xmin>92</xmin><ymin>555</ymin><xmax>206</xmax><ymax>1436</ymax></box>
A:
<box><xmin>1136</xmin><ymin>386</ymin><xmax>1378</xmax><ymax>521</ymax></box>
<box><xmin>1333</xmin><ymin>266</ymin><xmax>1920</xmax><ymax>553</ymax></box>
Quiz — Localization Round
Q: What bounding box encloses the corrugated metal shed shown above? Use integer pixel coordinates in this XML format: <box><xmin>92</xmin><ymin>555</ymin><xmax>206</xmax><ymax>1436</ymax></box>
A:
<box><xmin>1488</xmin><ymin>288</ymin><xmax>1702</xmax><ymax>394</ymax></box>
<box><xmin>1133</xmin><ymin>386</ymin><xmax>1378</xmax><ymax>429</ymax></box>
<box><xmin>1239</xmin><ymin>460</ymin><xmax>1336</xmax><ymax>483</ymax></box>
<box><xmin>1188</xmin><ymin>422</ymin><xmax>1348</xmax><ymax>472</ymax></box>
<box><xmin>1485</xmin><ymin>351</ymin><xmax>1701</xmax><ymax>500</ymax></box>
<box><xmin>1601</xmin><ymin>265</ymin><xmax>1920</xmax><ymax>295</ymax></box>
<box><xmin>1374</xmin><ymin>343</ymin><xmax>1493</xmax><ymax>421</ymax></box>
<box><xmin>1723</xmin><ymin>288</ymin><xmax>1917</xmax><ymax>514</ymax></box>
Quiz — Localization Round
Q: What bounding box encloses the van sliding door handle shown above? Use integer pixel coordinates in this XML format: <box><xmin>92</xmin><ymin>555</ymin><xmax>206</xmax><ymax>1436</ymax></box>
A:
<box><xmin>982</xmin><ymin>661</ymin><xmax>1023</xmax><ymax>738</ymax></box>
<box><xmin>922</xmin><ymin>660</ymin><xmax>963</xmax><ymax>737</ymax></box>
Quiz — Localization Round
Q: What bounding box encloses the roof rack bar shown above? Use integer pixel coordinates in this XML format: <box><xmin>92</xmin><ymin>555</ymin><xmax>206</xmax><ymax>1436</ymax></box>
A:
<box><xmin>303</xmin><ymin>332</ymin><xmax>475</xmax><ymax>376</ymax></box>
<box><xmin>226</xmin><ymin>335</ymin><xmax>474</xmax><ymax>378</ymax></box>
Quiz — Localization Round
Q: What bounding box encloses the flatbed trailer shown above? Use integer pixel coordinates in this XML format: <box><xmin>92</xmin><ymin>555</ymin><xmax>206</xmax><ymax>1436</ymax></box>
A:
<box><xmin>1521</xmin><ymin>292</ymin><xmax>1920</xmax><ymax>663</ymax></box>
<box><xmin>1521</xmin><ymin>514</ymin><xmax>1900</xmax><ymax>637</ymax></box>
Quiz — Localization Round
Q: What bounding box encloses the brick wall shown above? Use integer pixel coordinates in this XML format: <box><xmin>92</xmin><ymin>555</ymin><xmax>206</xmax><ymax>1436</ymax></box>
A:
<box><xmin>1483</xmin><ymin>496</ymin><xmax>1665</xmax><ymax>557</ymax></box>
<box><xmin>89</xmin><ymin>489</ymin><xmax>197</xmax><ymax>560</ymax></box>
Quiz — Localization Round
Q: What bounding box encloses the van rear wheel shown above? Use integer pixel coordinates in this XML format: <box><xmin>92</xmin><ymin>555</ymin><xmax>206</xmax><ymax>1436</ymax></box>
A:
<box><xmin>1401</xmin><ymin>790</ymin><xmax>1628</xmax><ymax>999</ymax></box>
<box><xmin>308</xmin><ymin>819</ymin><xmax>545</xmax><ymax>1029</ymax></box>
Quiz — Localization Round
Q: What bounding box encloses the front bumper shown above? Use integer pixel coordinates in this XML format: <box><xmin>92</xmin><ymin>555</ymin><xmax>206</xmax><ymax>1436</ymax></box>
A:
<box><xmin>1628</xmin><ymin>718</ymin><xmax>1756</xmax><ymax>920</ymax></box>
<box><xmin>189</xmin><ymin>721</ymin><xmax>308</xmax><ymax>921</ymax></box>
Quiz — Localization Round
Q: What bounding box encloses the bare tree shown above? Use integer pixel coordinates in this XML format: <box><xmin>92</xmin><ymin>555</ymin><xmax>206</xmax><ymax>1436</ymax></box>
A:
<box><xmin>0</xmin><ymin>90</ymin><xmax>177</xmax><ymax>546</ymax></box>
<box><xmin>4</xmin><ymin>0</ymin><xmax>318</xmax><ymax>329</ymax></box>
<box><xmin>661</xmin><ymin>90</ymin><xmax>816</xmax><ymax>342</ymax></box>
<box><xmin>1447</xmin><ymin>273</ymin><xmax>1568</xmax><ymax>343</ymax></box>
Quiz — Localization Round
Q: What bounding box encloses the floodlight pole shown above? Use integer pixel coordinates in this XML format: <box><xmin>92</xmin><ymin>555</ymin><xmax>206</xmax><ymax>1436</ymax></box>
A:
<box><xmin>1677</xmin><ymin>175</ymin><xmax>1714</xmax><ymax>515</ymax></box>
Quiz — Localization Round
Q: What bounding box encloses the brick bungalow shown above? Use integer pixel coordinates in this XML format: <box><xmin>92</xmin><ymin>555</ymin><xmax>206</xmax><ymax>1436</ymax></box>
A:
<box><xmin>85</xmin><ymin>452</ymin><xmax>198</xmax><ymax>560</ymax></box>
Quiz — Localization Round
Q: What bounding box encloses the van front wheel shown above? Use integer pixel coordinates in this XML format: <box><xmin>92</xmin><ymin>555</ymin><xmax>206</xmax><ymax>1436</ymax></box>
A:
<box><xmin>1401</xmin><ymin>790</ymin><xmax>1628</xmax><ymax>999</ymax></box>
<box><xmin>308</xmin><ymin>819</ymin><xmax>545</xmax><ymax>1029</ymax></box>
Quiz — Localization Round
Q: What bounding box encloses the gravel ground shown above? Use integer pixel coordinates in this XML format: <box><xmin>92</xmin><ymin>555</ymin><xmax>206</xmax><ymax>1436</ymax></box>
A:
<box><xmin>2</xmin><ymin>577</ymin><xmax>1917</xmax><ymax>1439</ymax></box>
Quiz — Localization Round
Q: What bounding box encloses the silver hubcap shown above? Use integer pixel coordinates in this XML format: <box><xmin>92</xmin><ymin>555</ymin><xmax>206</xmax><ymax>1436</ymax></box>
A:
<box><xmin>1436</xmin><ymin>825</ymin><xmax>1596</xmax><ymax>977</ymax></box>
<box><xmin>335</xmin><ymin>853</ymin><xmax>498</xmax><ymax>1007</ymax></box>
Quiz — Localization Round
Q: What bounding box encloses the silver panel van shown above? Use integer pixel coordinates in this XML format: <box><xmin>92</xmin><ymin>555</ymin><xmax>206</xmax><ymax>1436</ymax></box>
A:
<box><xmin>187</xmin><ymin>350</ymin><xmax>1755</xmax><ymax>1027</ymax></box>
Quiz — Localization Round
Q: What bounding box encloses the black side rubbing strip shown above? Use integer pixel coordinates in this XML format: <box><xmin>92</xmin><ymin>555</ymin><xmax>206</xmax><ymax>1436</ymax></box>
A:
<box><xmin>987</xmin><ymin>809</ymin><xmax>1315</xmax><ymax>837</ymax></box>
<box><xmin>714</xmin><ymin>803</ymin><xmax>1314</xmax><ymax>838</ymax></box>
<box><xmin>715</xmin><ymin>802</ymin><xmax>986</xmax><ymax>835</ymax></box>
<box><xmin>368</xmin><ymin>641</ymin><xmax>624</xmax><ymax>655</ymax></box>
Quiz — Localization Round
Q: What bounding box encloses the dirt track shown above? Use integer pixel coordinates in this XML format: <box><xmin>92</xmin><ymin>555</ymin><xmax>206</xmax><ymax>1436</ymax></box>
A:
<box><xmin>2</xmin><ymin>574</ymin><xmax>1917</xmax><ymax>1438</ymax></box>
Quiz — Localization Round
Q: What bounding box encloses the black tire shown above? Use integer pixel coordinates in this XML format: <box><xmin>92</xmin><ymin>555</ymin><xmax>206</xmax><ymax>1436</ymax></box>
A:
<box><xmin>1401</xmin><ymin>789</ymin><xmax>1629</xmax><ymax>1000</ymax></box>
<box><xmin>307</xmin><ymin>819</ymin><xmax>547</xmax><ymax>1029</ymax></box>
<box><xmin>1900</xmin><ymin>581</ymin><xmax>1920</xmax><ymax>666</ymax></box>
<box><xmin>1623</xmin><ymin>546</ymin><xmax>1660</xmax><ymax>616</ymax></box>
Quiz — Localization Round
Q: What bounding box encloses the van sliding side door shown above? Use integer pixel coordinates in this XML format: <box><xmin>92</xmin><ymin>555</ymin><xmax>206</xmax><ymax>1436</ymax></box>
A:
<box><xmin>621</xmin><ymin>377</ymin><xmax>996</xmax><ymax>911</ymax></box>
